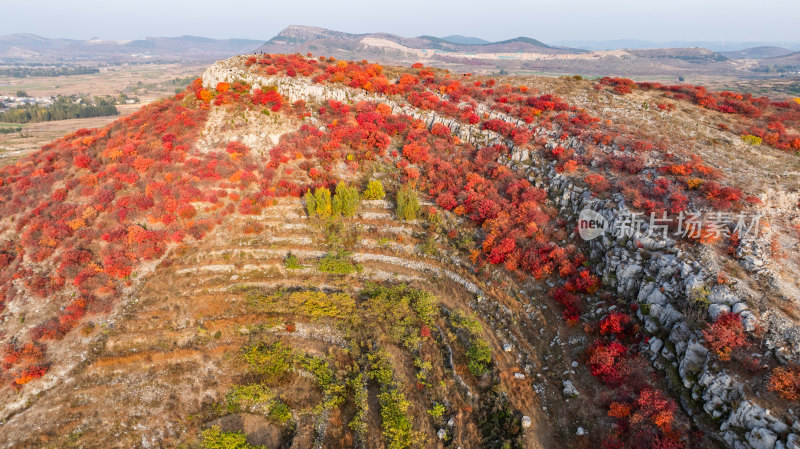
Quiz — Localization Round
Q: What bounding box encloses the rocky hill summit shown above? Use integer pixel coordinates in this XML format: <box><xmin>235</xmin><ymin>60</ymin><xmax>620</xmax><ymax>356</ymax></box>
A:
<box><xmin>0</xmin><ymin>53</ymin><xmax>800</xmax><ymax>449</ymax></box>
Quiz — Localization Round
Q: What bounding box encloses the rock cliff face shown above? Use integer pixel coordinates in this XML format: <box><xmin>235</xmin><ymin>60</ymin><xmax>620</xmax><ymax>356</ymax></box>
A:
<box><xmin>534</xmin><ymin>172</ymin><xmax>795</xmax><ymax>449</ymax></box>
<box><xmin>202</xmin><ymin>56</ymin><xmax>800</xmax><ymax>449</ymax></box>
<box><xmin>507</xmin><ymin>126</ymin><xmax>800</xmax><ymax>449</ymax></box>
<box><xmin>507</xmin><ymin>130</ymin><xmax>800</xmax><ymax>449</ymax></box>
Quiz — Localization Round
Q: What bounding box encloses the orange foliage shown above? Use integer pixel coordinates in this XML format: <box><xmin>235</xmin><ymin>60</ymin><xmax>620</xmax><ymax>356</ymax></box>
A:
<box><xmin>608</xmin><ymin>402</ymin><xmax>632</xmax><ymax>419</ymax></box>
<box><xmin>769</xmin><ymin>367</ymin><xmax>800</xmax><ymax>400</ymax></box>
<box><xmin>199</xmin><ymin>89</ymin><xmax>213</xmax><ymax>103</ymax></box>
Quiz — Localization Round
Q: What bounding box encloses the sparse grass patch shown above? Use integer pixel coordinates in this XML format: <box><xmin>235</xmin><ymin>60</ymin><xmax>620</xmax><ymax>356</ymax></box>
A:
<box><xmin>283</xmin><ymin>252</ymin><xmax>304</xmax><ymax>269</ymax></box>
<box><xmin>246</xmin><ymin>288</ymin><xmax>355</xmax><ymax>320</ymax></box>
<box><xmin>242</xmin><ymin>341</ymin><xmax>293</xmax><ymax>383</ymax></box>
<box><xmin>348</xmin><ymin>373</ymin><xmax>368</xmax><ymax>439</ymax></box>
<box><xmin>366</xmin><ymin>350</ymin><xmax>425</xmax><ymax>448</ymax></box>
<box><xmin>299</xmin><ymin>354</ymin><xmax>346</xmax><ymax>409</ymax></box>
<box><xmin>360</xmin><ymin>283</ymin><xmax>439</xmax><ymax>350</ymax></box>
<box><xmin>267</xmin><ymin>399</ymin><xmax>292</xmax><ymax>424</ymax></box>
<box><xmin>201</xmin><ymin>426</ymin><xmax>263</xmax><ymax>449</ymax></box>
<box><xmin>451</xmin><ymin>311</ymin><xmax>492</xmax><ymax>377</ymax></box>
<box><xmin>316</xmin><ymin>250</ymin><xmax>361</xmax><ymax>275</ymax></box>
<box><xmin>226</xmin><ymin>384</ymin><xmax>274</xmax><ymax>415</ymax></box>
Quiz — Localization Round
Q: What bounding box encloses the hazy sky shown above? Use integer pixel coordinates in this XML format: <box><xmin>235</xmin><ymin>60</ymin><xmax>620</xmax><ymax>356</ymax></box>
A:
<box><xmin>5</xmin><ymin>0</ymin><xmax>800</xmax><ymax>43</ymax></box>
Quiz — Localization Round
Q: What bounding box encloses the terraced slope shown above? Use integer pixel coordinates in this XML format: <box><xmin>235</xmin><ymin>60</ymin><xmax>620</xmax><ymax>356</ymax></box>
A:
<box><xmin>2</xmin><ymin>198</ymin><xmax>593</xmax><ymax>448</ymax></box>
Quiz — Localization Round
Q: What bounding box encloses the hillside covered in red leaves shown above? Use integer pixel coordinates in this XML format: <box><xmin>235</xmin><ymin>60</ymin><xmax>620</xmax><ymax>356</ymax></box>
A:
<box><xmin>2</xmin><ymin>53</ymin><xmax>800</xmax><ymax>449</ymax></box>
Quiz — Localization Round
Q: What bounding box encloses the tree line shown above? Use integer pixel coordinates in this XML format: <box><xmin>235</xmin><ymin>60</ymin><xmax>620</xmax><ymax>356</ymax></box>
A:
<box><xmin>0</xmin><ymin>66</ymin><xmax>100</xmax><ymax>78</ymax></box>
<box><xmin>0</xmin><ymin>96</ymin><xmax>118</xmax><ymax>123</ymax></box>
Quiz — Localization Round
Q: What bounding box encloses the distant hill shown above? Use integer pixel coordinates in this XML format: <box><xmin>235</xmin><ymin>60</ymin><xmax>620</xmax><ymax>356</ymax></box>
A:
<box><xmin>720</xmin><ymin>46</ymin><xmax>795</xmax><ymax>60</ymax></box>
<box><xmin>628</xmin><ymin>47</ymin><xmax>729</xmax><ymax>63</ymax></box>
<box><xmin>265</xmin><ymin>25</ymin><xmax>360</xmax><ymax>45</ymax></box>
<box><xmin>554</xmin><ymin>39</ymin><xmax>800</xmax><ymax>52</ymax></box>
<box><xmin>0</xmin><ymin>34</ymin><xmax>263</xmax><ymax>62</ymax></box>
<box><xmin>749</xmin><ymin>51</ymin><xmax>800</xmax><ymax>73</ymax></box>
<box><xmin>440</xmin><ymin>35</ymin><xmax>490</xmax><ymax>45</ymax></box>
<box><xmin>255</xmin><ymin>25</ymin><xmax>577</xmax><ymax>60</ymax></box>
<box><xmin>255</xmin><ymin>26</ymin><xmax>767</xmax><ymax>77</ymax></box>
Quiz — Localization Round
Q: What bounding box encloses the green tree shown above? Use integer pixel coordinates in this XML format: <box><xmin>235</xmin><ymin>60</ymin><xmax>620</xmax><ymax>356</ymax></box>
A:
<box><xmin>379</xmin><ymin>389</ymin><xmax>416</xmax><ymax>449</ymax></box>
<box><xmin>396</xmin><ymin>184</ymin><xmax>420</xmax><ymax>221</ymax></box>
<box><xmin>332</xmin><ymin>182</ymin><xmax>360</xmax><ymax>217</ymax></box>
<box><xmin>467</xmin><ymin>340</ymin><xmax>492</xmax><ymax>377</ymax></box>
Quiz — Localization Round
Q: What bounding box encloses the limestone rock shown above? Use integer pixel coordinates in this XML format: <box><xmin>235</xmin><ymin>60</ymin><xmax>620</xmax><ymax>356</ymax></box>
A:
<box><xmin>746</xmin><ymin>427</ymin><xmax>777</xmax><ymax>449</ymax></box>
<box><xmin>678</xmin><ymin>341</ymin><xmax>708</xmax><ymax>382</ymax></box>
<box><xmin>562</xmin><ymin>380</ymin><xmax>579</xmax><ymax>398</ymax></box>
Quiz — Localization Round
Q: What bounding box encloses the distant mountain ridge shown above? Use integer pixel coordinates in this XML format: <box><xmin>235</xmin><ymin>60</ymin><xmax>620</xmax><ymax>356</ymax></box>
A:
<box><xmin>0</xmin><ymin>34</ymin><xmax>264</xmax><ymax>62</ymax></box>
<box><xmin>256</xmin><ymin>25</ymin><xmax>578</xmax><ymax>57</ymax></box>
<box><xmin>3</xmin><ymin>27</ymin><xmax>797</xmax><ymax>78</ymax></box>
<box><xmin>554</xmin><ymin>38</ymin><xmax>800</xmax><ymax>52</ymax></box>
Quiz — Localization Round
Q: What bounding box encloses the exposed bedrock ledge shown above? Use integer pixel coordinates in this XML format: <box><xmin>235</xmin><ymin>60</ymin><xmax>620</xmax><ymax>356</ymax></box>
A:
<box><xmin>525</xmin><ymin>162</ymin><xmax>800</xmax><ymax>449</ymax></box>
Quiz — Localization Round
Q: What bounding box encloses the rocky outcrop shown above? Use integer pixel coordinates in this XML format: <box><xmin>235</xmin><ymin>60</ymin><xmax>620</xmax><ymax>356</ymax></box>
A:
<box><xmin>515</xmin><ymin>156</ymin><xmax>799</xmax><ymax>449</ymax></box>
<box><xmin>202</xmin><ymin>56</ymin><xmax>505</xmax><ymax>150</ymax></box>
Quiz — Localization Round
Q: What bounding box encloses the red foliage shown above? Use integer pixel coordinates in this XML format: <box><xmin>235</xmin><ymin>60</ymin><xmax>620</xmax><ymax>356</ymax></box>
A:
<box><xmin>631</xmin><ymin>388</ymin><xmax>677</xmax><ymax>432</ymax></box>
<box><xmin>436</xmin><ymin>192</ymin><xmax>458</xmax><ymax>210</ymax></box>
<box><xmin>177</xmin><ymin>204</ymin><xmax>197</xmax><ymax>220</ymax></box>
<box><xmin>487</xmin><ymin>237</ymin><xmax>516</xmax><ymax>264</ymax></box>
<box><xmin>599</xmin><ymin>313</ymin><xmax>633</xmax><ymax>338</ymax></box>
<box><xmin>702</xmin><ymin>312</ymin><xmax>748</xmax><ymax>361</ymax></box>
<box><xmin>251</xmin><ymin>88</ymin><xmax>284</xmax><ymax>112</ymax></box>
<box><xmin>13</xmin><ymin>364</ymin><xmax>48</xmax><ymax>388</ymax></box>
<box><xmin>420</xmin><ymin>325</ymin><xmax>431</xmax><ymax>338</ymax></box>
<box><xmin>585</xmin><ymin>174</ymin><xmax>611</xmax><ymax>194</ymax></box>
<box><xmin>586</xmin><ymin>340</ymin><xmax>628</xmax><ymax>385</ymax></box>
<box><xmin>402</xmin><ymin>142</ymin><xmax>430</xmax><ymax>164</ymax></box>
<box><xmin>103</xmin><ymin>251</ymin><xmax>132</xmax><ymax>279</ymax></box>
<box><xmin>565</xmin><ymin>269</ymin><xmax>600</xmax><ymax>294</ymax></box>
<box><xmin>226</xmin><ymin>141</ymin><xmax>250</xmax><ymax>156</ymax></box>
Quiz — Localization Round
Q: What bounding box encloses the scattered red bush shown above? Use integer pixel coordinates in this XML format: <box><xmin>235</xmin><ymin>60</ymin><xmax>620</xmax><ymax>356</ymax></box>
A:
<box><xmin>599</xmin><ymin>313</ymin><xmax>633</xmax><ymax>338</ymax></box>
<box><xmin>702</xmin><ymin>312</ymin><xmax>748</xmax><ymax>361</ymax></box>
<box><xmin>587</xmin><ymin>340</ymin><xmax>628</xmax><ymax>385</ymax></box>
<box><xmin>768</xmin><ymin>366</ymin><xmax>800</xmax><ymax>400</ymax></box>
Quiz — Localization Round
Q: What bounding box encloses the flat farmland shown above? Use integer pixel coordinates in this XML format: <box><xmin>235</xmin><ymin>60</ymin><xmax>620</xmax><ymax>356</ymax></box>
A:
<box><xmin>0</xmin><ymin>62</ymin><xmax>205</xmax><ymax>165</ymax></box>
